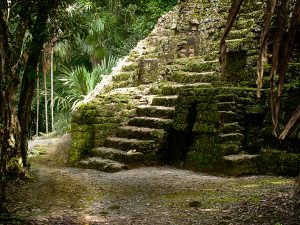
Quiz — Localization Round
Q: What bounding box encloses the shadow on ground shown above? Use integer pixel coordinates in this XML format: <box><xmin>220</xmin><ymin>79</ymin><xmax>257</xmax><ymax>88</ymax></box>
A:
<box><xmin>1</xmin><ymin>135</ymin><xmax>300</xmax><ymax>225</ymax></box>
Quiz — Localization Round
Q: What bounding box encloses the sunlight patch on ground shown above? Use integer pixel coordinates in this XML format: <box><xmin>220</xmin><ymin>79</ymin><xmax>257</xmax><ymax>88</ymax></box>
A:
<box><xmin>81</xmin><ymin>214</ymin><xmax>108</xmax><ymax>223</ymax></box>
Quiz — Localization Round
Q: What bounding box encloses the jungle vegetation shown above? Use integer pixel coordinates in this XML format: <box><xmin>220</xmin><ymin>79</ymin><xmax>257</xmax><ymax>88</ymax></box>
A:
<box><xmin>0</xmin><ymin>0</ymin><xmax>177</xmax><ymax>207</ymax></box>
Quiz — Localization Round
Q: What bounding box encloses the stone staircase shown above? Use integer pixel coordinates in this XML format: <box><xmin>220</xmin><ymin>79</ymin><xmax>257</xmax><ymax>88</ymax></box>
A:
<box><xmin>76</xmin><ymin>0</ymin><xmax>264</xmax><ymax>174</ymax></box>
<box><xmin>79</xmin><ymin>95</ymin><xmax>177</xmax><ymax>172</ymax></box>
<box><xmin>216</xmin><ymin>93</ymin><xmax>244</xmax><ymax>155</ymax></box>
<box><xmin>79</xmin><ymin>57</ymin><xmax>221</xmax><ymax>172</ymax></box>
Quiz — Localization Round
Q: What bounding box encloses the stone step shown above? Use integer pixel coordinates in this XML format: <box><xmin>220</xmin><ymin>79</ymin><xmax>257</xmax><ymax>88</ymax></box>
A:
<box><xmin>116</xmin><ymin>126</ymin><xmax>167</xmax><ymax>141</ymax></box>
<box><xmin>225</xmin><ymin>38</ymin><xmax>256</xmax><ymax>51</ymax></box>
<box><xmin>104</xmin><ymin>137</ymin><xmax>157</xmax><ymax>153</ymax></box>
<box><xmin>219</xmin><ymin>111</ymin><xmax>237</xmax><ymax>123</ymax></box>
<box><xmin>204</xmin><ymin>51</ymin><xmax>219</xmax><ymax>61</ymax></box>
<box><xmin>169</xmin><ymin>71</ymin><xmax>220</xmax><ymax>83</ymax></box>
<box><xmin>221</xmin><ymin>154</ymin><xmax>260</xmax><ymax>176</ymax></box>
<box><xmin>239</xmin><ymin>10</ymin><xmax>263</xmax><ymax>20</ymax></box>
<box><xmin>215</xmin><ymin>94</ymin><xmax>238</xmax><ymax>102</ymax></box>
<box><xmin>151</xmin><ymin>95</ymin><xmax>178</xmax><ymax>107</ymax></box>
<box><xmin>174</xmin><ymin>56</ymin><xmax>205</xmax><ymax>65</ymax></box>
<box><xmin>220</xmin><ymin>122</ymin><xmax>241</xmax><ymax>133</ymax></box>
<box><xmin>169</xmin><ymin>59</ymin><xmax>220</xmax><ymax>72</ymax></box>
<box><xmin>219</xmin><ymin>143</ymin><xmax>240</xmax><ymax>155</ymax></box>
<box><xmin>234</xmin><ymin>18</ymin><xmax>255</xmax><ymax>30</ymax></box>
<box><xmin>79</xmin><ymin>157</ymin><xmax>127</xmax><ymax>172</ymax></box>
<box><xmin>91</xmin><ymin>147</ymin><xmax>144</xmax><ymax>164</ymax></box>
<box><xmin>128</xmin><ymin>117</ymin><xmax>173</xmax><ymax>130</ymax></box>
<box><xmin>179</xmin><ymin>59</ymin><xmax>220</xmax><ymax>73</ymax></box>
<box><xmin>112</xmin><ymin>71</ymin><xmax>135</xmax><ymax>82</ymax></box>
<box><xmin>227</xmin><ymin>28</ymin><xmax>250</xmax><ymax>40</ymax></box>
<box><xmin>159</xmin><ymin>82</ymin><xmax>212</xmax><ymax>95</ymax></box>
<box><xmin>136</xmin><ymin>105</ymin><xmax>175</xmax><ymax>119</ymax></box>
<box><xmin>217</xmin><ymin>102</ymin><xmax>237</xmax><ymax>111</ymax></box>
<box><xmin>219</xmin><ymin>133</ymin><xmax>244</xmax><ymax>142</ymax></box>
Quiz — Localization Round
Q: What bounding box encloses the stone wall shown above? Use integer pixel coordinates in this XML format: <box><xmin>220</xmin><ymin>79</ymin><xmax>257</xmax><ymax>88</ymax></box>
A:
<box><xmin>70</xmin><ymin>90</ymin><xmax>146</xmax><ymax>163</ymax></box>
<box><xmin>170</xmin><ymin>88</ymin><xmax>264</xmax><ymax>159</ymax></box>
<box><xmin>170</xmin><ymin>87</ymin><xmax>300</xmax><ymax>175</ymax></box>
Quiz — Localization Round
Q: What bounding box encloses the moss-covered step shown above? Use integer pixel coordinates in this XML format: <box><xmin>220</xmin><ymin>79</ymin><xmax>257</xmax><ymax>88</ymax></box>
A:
<box><xmin>219</xmin><ymin>122</ymin><xmax>241</xmax><ymax>133</ymax></box>
<box><xmin>238</xmin><ymin>10</ymin><xmax>263</xmax><ymax>20</ymax></box>
<box><xmin>169</xmin><ymin>71</ymin><xmax>220</xmax><ymax>83</ymax></box>
<box><xmin>234</xmin><ymin>18</ymin><xmax>255</xmax><ymax>30</ymax></box>
<box><xmin>158</xmin><ymin>82</ymin><xmax>212</xmax><ymax>95</ymax></box>
<box><xmin>79</xmin><ymin>157</ymin><xmax>128</xmax><ymax>172</ymax></box>
<box><xmin>104</xmin><ymin>137</ymin><xmax>157</xmax><ymax>153</ymax></box>
<box><xmin>215</xmin><ymin>94</ymin><xmax>238</xmax><ymax>102</ymax></box>
<box><xmin>175</xmin><ymin>59</ymin><xmax>220</xmax><ymax>73</ymax></box>
<box><xmin>91</xmin><ymin>147</ymin><xmax>144</xmax><ymax>165</ymax></box>
<box><xmin>136</xmin><ymin>105</ymin><xmax>175</xmax><ymax>119</ymax></box>
<box><xmin>217</xmin><ymin>102</ymin><xmax>237</xmax><ymax>111</ymax></box>
<box><xmin>220</xmin><ymin>154</ymin><xmax>260</xmax><ymax>176</ymax></box>
<box><xmin>151</xmin><ymin>95</ymin><xmax>178</xmax><ymax>107</ymax></box>
<box><xmin>225</xmin><ymin>38</ymin><xmax>256</xmax><ymax>51</ymax></box>
<box><xmin>219</xmin><ymin>111</ymin><xmax>237</xmax><ymax>123</ymax></box>
<box><xmin>204</xmin><ymin>51</ymin><xmax>219</xmax><ymax>61</ymax></box>
<box><xmin>219</xmin><ymin>143</ymin><xmax>240</xmax><ymax>155</ymax></box>
<box><xmin>112</xmin><ymin>71</ymin><xmax>136</xmax><ymax>82</ymax></box>
<box><xmin>227</xmin><ymin>28</ymin><xmax>250</xmax><ymax>40</ymax></box>
<box><xmin>116</xmin><ymin>126</ymin><xmax>167</xmax><ymax>141</ymax></box>
<box><xmin>127</xmin><ymin>117</ymin><xmax>173</xmax><ymax>130</ymax></box>
<box><xmin>219</xmin><ymin>133</ymin><xmax>244</xmax><ymax>142</ymax></box>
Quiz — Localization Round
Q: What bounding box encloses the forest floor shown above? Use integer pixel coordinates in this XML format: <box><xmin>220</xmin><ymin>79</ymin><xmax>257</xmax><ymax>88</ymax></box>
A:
<box><xmin>1</xmin><ymin>135</ymin><xmax>300</xmax><ymax>225</ymax></box>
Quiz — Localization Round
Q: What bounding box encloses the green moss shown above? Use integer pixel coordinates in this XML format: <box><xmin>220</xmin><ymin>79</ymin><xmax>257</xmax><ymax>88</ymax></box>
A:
<box><xmin>193</xmin><ymin>122</ymin><xmax>217</xmax><ymax>133</ymax></box>
<box><xmin>258</xmin><ymin>149</ymin><xmax>300</xmax><ymax>176</ymax></box>
<box><xmin>185</xmin><ymin>151</ymin><xmax>222</xmax><ymax>172</ymax></box>
<box><xmin>196</xmin><ymin>111</ymin><xmax>220</xmax><ymax>123</ymax></box>
<box><xmin>121</xmin><ymin>62</ymin><xmax>138</xmax><ymax>72</ymax></box>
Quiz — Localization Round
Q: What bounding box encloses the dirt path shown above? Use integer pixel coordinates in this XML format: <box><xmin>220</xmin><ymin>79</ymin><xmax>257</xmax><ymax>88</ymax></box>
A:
<box><xmin>3</xmin><ymin>135</ymin><xmax>300</xmax><ymax>224</ymax></box>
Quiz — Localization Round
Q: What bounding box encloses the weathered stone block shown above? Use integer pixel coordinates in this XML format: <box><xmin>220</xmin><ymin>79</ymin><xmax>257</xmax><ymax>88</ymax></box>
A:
<box><xmin>193</xmin><ymin>122</ymin><xmax>217</xmax><ymax>133</ymax></box>
<box><xmin>219</xmin><ymin>143</ymin><xmax>240</xmax><ymax>155</ymax></box>
<box><xmin>219</xmin><ymin>111</ymin><xmax>237</xmax><ymax>123</ymax></box>
<box><xmin>197</xmin><ymin>111</ymin><xmax>219</xmax><ymax>123</ymax></box>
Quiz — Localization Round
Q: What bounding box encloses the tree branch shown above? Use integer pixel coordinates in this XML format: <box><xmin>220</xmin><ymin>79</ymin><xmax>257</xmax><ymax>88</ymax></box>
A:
<box><xmin>279</xmin><ymin>104</ymin><xmax>300</xmax><ymax>140</ymax></box>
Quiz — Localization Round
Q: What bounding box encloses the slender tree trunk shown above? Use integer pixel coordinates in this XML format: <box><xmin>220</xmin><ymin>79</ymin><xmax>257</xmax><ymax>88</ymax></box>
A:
<box><xmin>36</xmin><ymin>64</ymin><xmax>40</xmax><ymax>137</ymax></box>
<box><xmin>220</xmin><ymin>0</ymin><xmax>244</xmax><ymax>76</ymax></box>
<box><xmin>269</xmin><ymin>0</ymin><xmax>290</xmax><ymax>135</ymax></box>
<box><xmin>256</xmin><ymin>0</ymin><xmax>277</xmax><ymax>98</ymax></box>
<box><xmin>290</xmin><ymin>171</ymin><xmax>300</xmax><ymax>199</ymax></box>
<box><xmin>44</xmin><ymin>67</ymin><xmax>49</xmax><ymax>134</ymax></box>
<box><xmin>51</xmin><ymin>47</ymin><xmax>54</xmax><ymax>132</ymax></box>
<box><xmin>17</xmin><ymin>1</ymin><xmax>56</xmax><ymax>168</ymax></box>
<box><xmin>273</xmin><ymin>0</ymin><xmax>300</xmax><ymax>135</ymax></box>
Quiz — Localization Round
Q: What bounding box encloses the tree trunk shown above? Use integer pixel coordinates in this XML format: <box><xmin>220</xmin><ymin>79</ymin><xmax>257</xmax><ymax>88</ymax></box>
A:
<box><xmin>0</xmin><ymin>8</ymin><xmax>22</xmax><ymax>207</ymax></box>
<box><xmin>290</xmin><ymin>171</ymin><xmax>300</xmax><ymax>199</ymax></box>
<box><xmin>273</xmin><ymin>0</ymin><xmax>300</xmax><ymax>135</ymax></box>
<box><xmin>220</xmin><ymin>0</ymin><xmax>244</xmax><ymax>76</ymax></box>
<box><xmin>1</xmin><ymin>0</ymin><xmax>59</xmax><ymax>206</ymax></box>
<box><xmin>36</xmin><ymin>64</ymin><xmax>40</xmax><ymax>137</ymax></box>
<box><xmin>51</xmin><ymin>47</ymin><xmax>54</xmax><ymax>132</ymax></box>
<box><xmin>269</xmin><ymin>0</ymin><xmax>290</xmax><ymax>136</ymax></box>
<box><xmin>256</xmin><ymin>0</ymin><xmax>277</xmax><ymax>98</ymax></box>
<box><xmin>17</xmin><ymin>1</ymin><xmax>56</xmax><ymax>168</ymax></box>
<box><xmin>44</xmin><ymin>64</ymin><xmax>49</xmax><ymax>135</ymax></box>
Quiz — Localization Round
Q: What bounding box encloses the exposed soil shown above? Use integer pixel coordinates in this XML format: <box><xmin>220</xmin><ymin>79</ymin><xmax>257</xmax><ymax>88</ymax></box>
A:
<box><xmin>2</xmin><ymin>135</ymin><xmax>300</xmax><ymax>225</ymax></box>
